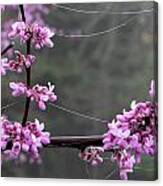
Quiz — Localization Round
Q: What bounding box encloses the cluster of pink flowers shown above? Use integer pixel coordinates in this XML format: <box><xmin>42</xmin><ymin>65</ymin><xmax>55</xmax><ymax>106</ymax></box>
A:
<box><xmin>102</xmin><ymin>80</ymin><xmax>157</xmax><ymax>180</ymax></box>
<box><xmin>111</xmin><ymin>150</ymin><xmax>136</xmax><ymax>180</ymax></box>
<box><xmin>9</xmin><ymin>82</ymin><xmax>27</xmax><ymax>97</ymax></box>
<box><xmin>8</xmin><ymin>21</ymin><xmax>55</xmax><ymax>49</ymax></box>
<box><xmin>26</xmin><ymin>82</ymin><xmax>57</xmax><ymax>110</ymax></box>
<box><xmin>1</xmin><ymin>5</ymin><xmax>51</xmax><ymax>52</ymax></box>
<box><xmin>9</xmin><ymin>82</ymin><xmax>57</xmax><ymax>110</ymax></box>
<box><xmin>1</xmin><ymin>50</ymin><xmax>36</xmax><ymax>75</ymax></box>
<box><xmin>1</xmin><ymin>116</ymin><xmax>50</xmax><ymax>162</ymax></box>
<box><xmin>79</xmin><ymin>146</ymin><xmax>104</xmax><ymax>166</ymax></box>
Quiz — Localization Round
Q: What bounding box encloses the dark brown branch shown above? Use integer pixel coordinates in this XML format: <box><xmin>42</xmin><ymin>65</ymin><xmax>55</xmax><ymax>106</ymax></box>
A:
<box><xmin>1</xmin><ymin>42</ymin><xmax>15</xmax><ymax>56</ymax></box>
<box><xmin>19</xmin><ymin>5</ymin><xmax>32</xmax><ymax>126</ymax></box>
<box><xmin>22</xmin><ymin>96</ymin><xmax>31</xmax><ymax>126</ymax></box>
<box><xmin>19</xmin><ymin>5</ymin><xmax>26</xmax><ymax>22</ymax></box>
<box><xmin>5</xmin><ymin>135</ymin><xmax>107</xmax><ymax>152</ymax></box>
<box><xmin>46</xmin><ymin>135</ymin><xmax>103</xmax><ymax>150</ymax></box>
<box><xmin>22</xmin><ymin>39</ymin><xmax>31</xmax><ymax>126</ymax></box>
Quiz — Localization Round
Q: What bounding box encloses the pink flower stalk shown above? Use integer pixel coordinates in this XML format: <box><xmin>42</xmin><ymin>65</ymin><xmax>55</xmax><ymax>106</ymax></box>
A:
<box><xmin>32</xmin><ymin>23</ymin><xmax>54</xmax><ymax>49</ymax></box>
<box><xmin>112</xmin><ymin>150</ymin><xmax>136</xmax><ymax>180</ymax></box>
<box><xmin>9</xmin><ymin>82</ymin><xmax>57</xmax><ymax>110</ymax></box>
<box><xmin>103</xmin><ymin>81</ymin><xmax>157</xmax><ymax>180</ymax></box>
<box><xmin>1</xmin><ymin>116</ymin><xmax>50</xmax><ymax>162</ymax></box>
<box><xmin>9</xmin><ymin>82</ymin><xmax>27</xmax><ymax>97</ymax></box>
<box><xmin>2</xmin><ymin>50</ymin><xmax>36</xmax><ymax>74</ymax></box>
<box><xmin>1</xmin><ymin>58</ymin><xmax>8</xmax><ymax>76</ymax></box>
<box><xmin>26</xmin><ymin>82</ymin><xmax>57</xmax><ymax>110</ymax></box>
<box><xmin>1</xmin><ymin>5</ymin><xmax>52</xmax><ymax>50</ymax></box>
<box><xmin>79</xmin><ymin>146</ymin><xmax>104</xmax><ymax>166</ymax></box>
<box><xmin>8</xmin><ymin>21</ymin><xmax>55</xmax><ymax>49</ymax></box>
<box><xmin>8</xmin><ymin>22</ymin><xmax>28</xmax><ymax>41</ymax></box>
<box><xmin>103</xmin><ymin>101</ymin><xmax>157</xmax><ymax>179</ymax></box>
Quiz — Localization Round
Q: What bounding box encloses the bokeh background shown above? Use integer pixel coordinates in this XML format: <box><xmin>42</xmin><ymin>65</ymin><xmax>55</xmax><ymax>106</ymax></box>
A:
<box><xmin>1</xmin><ymin>1</ymin><xmax>157</xmax><ymax>180</ymax></box>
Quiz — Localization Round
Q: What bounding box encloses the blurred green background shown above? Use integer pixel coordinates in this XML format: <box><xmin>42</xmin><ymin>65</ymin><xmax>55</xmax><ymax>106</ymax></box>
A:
<box><xmin>1</xmin><ymin>1</ymin><xmax>157</xmax><ymax>180</ymax></box>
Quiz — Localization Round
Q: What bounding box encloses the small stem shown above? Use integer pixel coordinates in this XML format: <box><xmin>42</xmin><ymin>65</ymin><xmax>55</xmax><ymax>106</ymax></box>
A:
<box><xmin>19</xmin><ymin>5</ymin><xmax>32</xmax><ymax>126</ymax></box>
<box><xmin>1</xmin><ymin>42</ymin><xmax>15</xmax><ymax>56</ymax></box>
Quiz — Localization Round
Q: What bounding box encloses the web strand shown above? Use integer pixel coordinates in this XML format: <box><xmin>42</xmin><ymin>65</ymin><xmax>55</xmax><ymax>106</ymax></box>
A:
<box><xmin>56</xmin><ymin>16</ymin><xmax>140</xmax><ymax>38</ymax></box>
<box><xmin>54</xmin><ymin>4</ymin><xmax>153</xmax><ymax>15</ymax></box>
<box><xmin>2</xmin><ymin>102</ymin><xmax>109</xmax><ymax>124</ymax></box>
<box><xmin>105</xmin><ymin>168</ymin><xmax>117</xmax><ymax>179</ymax></box>
<box><xmin>49</xmin><ymin>103</ymin><xmax>108</xmax><ymax>124</ymax></box>
<box><xmin>1</xmin><ymin>102</ymin><xmax>18</xmax><ymax>112</ymax></box>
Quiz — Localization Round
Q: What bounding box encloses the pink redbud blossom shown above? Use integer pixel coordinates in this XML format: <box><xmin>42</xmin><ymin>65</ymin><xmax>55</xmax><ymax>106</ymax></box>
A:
<box><xmin>26</xmin><ymin>82</ymin><xmax>57</xmax><ymax>110</ymax></box>
<box><xmin>32</xmin><ymin>23</ymin><xmax>54</xmax><ymax>49</ymax></box>
<box><xmin>112</xmin><ymin>150</ymin><xmax>136</xmax><ymax>180</ymax></box>
<box><xmin>8</xmin><ymin>22</ymin><xmax>54</xmax><ymax>49</ymax></box>
<box><xmin>8</xmin><ymin>22</ymin><xmax>28</xmax><ymax>41</ymax></box>
<box><xmin>1</xmin><ymin>58</ymin><xmax>8</xmax><ymax>76</ymax></box>
<box><xmin>9</xmin><ymin>82</ymin><xmax>57</xmax><ymax>110</ymax></box>
<box><xmin>1</xmin><ymin>116</ymin><xmax>50</xmax><ymax>162</ymax></box>
<box><xmin>1</xmin><ymin>5</ymin><xmax>52</xmax><ymax>50</ymax></box>
<box><xmin>79</xmin><ymin>146</ymin><xmax>104</xmax><ymax>166</ymax></box>
<box><xmin>9</xmin><ymin>82</ymin><xmax>27</xmax><ymax>97</ymax></box>
<box><xmin>3</xmin><ymin>50</ymin><xmax>36</xmax><ymax>74</ymax></box>
<box><xmin>103</xmin><ymin>80</ymin><xmax>157</xmax><ymax>180</ymax></box>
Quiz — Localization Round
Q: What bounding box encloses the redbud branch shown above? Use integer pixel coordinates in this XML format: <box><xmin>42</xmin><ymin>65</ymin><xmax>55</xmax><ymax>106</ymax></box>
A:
<box><xmin>19</xmin><ymin>5</ymin><xmax>26</xmax><ymax>22</ymax></box>
<box><xmin>46</xmin><ymin>135</ymin><xmax>104</xmax><ymax>150</ymax></box>
<box><xmin>5</xmin><ymin>135</ymin><xmax>111</xmax><ymax>152</ymax></box>
<box><xmin>1</xmin><ymin>42</ymin><xmax>15</xmax><ymax>56</ymax></box>
<box><xmin>19</xmin><ymin>5</ymin><xmax>31</xmax><ymax>126</ymax></box>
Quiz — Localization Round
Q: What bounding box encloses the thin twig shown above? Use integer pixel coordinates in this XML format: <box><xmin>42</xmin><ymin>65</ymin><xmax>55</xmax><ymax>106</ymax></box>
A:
<box><xmin>1</xmin><ymin>42</ymin><xmax>15</xmax><ymax>56</ymax></box>
<box><xmin>49</xmin><ymin>102</ymin><xmax>108</xmax><ymax>123</ymax></box>
<box><xmin>55</xmin><ymin>4</ymin><xmax>153</xmax><ymax>15</ymax></box>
